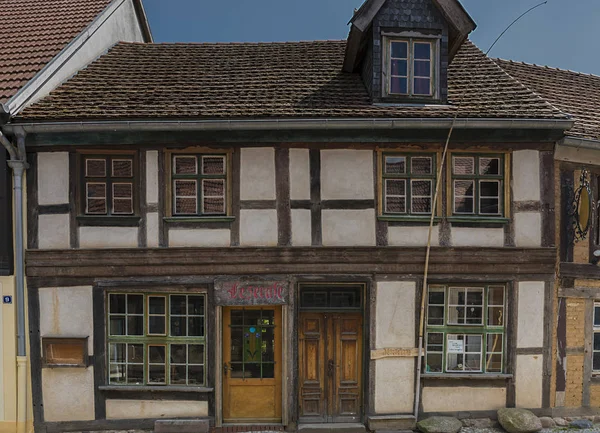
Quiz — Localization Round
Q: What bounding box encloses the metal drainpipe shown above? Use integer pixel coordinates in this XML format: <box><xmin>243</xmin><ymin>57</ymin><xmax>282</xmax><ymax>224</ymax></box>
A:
<box><xmin>0</xmin><ymin>129</ymin><xmax>28</xmax><ymax>433</ymax></box>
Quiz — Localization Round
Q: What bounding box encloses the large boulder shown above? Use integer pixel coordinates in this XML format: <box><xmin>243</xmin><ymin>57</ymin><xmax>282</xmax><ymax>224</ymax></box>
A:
<box><xmin>569</xmin><ymin>419</ymin><xmax>594</xmax><ymax>429</ymax></box>
<box><xmin>417</xmin><ymin>416</ymin><xmax>462</xmax><ymax>433</ymax></box>
<box><xmin>497</xmin><ymin>408</ymin><xmax>542</xmax><ymax>433</ymax></box>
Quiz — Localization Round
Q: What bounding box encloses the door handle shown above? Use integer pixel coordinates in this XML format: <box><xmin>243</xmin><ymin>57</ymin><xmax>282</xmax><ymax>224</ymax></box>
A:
<box><xmin>224</xmin><ymin>362</ymin><xmax>231</xmax><ymax>377</ymax></box>
<box><xmin>327</xmin><ymin>359</ymin><xmax>334</xmax><ymax>377</ymax></box>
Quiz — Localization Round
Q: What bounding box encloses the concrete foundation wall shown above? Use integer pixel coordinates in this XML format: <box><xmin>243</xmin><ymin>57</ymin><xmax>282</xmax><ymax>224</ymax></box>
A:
<box><xmin>105</xmin><ymin>399</ymin><xmax>208</xmax><ymax>419</ymax></box>
<box><xmin>42</xmin><ymin>368</ymin><xmax>95</xmax><ymax>422</ymax></box>
<box><xmin>422</xmin><ymin>386</ymin><xmax>506</xmax><ymax>412</ymax></box>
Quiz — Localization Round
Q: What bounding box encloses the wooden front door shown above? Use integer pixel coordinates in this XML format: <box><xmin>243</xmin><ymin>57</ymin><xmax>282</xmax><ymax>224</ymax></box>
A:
<box><xmin>299</xmin><ymin>312</ymin><xmax>363</xmax><ymax>423</ymax></box>
<box><xmin>223</xmin><ymin>307</ymin><xmax>282</xmax><ymax>423</ymax></box>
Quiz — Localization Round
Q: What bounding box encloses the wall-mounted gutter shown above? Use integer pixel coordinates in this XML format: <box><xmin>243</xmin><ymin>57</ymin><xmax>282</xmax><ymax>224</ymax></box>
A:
<box><xmin>560</xmin><ymin>136</ymin><xmax>600</xmax><ymax>150</ymax></box>
<box><xmin>5</xmin><ymin>117</ymin><xmax>575</xmax><ymax>135</ymax></box>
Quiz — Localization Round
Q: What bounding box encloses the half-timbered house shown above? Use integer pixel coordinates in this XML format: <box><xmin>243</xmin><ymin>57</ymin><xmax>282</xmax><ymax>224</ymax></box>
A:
<box><xmin>1</xmin><ymin>0</ymin><xmax>582</xmax><ymax>432</ymax></box>
<box><xmin>498</xmin><ymin>59</ymin><xmax>600</xmax><ymax>415</ymax></box>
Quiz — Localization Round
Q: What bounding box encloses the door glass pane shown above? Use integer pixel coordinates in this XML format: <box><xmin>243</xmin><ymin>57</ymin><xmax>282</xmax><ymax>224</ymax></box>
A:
<box><xmin>229</xmin><ymin>308</ymin><xmax>277</xmax><ymax>379</ymax></box>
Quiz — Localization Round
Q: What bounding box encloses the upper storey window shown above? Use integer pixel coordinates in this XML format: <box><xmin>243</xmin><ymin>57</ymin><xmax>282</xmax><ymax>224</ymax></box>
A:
<box><xmin>81</xmin><ymin>155</ymin><xmax>135</xmax><ymax>216</ymax></box>
<box><xmin>386</xmin><ymin>38</ymin><xmax>436</xmax><ymax>98</ymax></box>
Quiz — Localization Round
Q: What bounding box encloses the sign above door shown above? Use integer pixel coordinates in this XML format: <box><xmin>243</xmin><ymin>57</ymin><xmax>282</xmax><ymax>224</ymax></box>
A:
<box><xmin>214</xmin><ymin>279</ymin><xmax>290</xmax><ymax>306</ymax></box>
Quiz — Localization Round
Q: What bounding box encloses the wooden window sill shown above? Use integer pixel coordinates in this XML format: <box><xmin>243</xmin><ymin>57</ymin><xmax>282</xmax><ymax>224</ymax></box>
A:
<box><xmin>447</xmin><ymin>217</ymin><xmax>510</xmax><ymax>226</ymax></box>
<box><xmin>76</xmin><ymin>215</ymin><xmax>141</xmax><ymax>227</ymax></box>
<box><xmin>99</xmin><ymin>385</ymin><xmax>214</xmax><ymax>393</ymax></box>
<box><xmin>421</xmin><ymin>373</ymin><xmax>512</xmax><ymax>380</ymax></box>
<box><xmin>164</xmin><ymin>216</ymin><xmax>236</xmax><ymax>223</ymax></box>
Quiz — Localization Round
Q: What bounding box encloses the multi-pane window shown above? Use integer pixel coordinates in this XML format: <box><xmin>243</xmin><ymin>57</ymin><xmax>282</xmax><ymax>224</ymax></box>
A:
<box><xmin>425</xmin><ymin>285</ymin><xmax>505</xmax><ymax>374</ymax></box>
<box><xmin>382</xmin><ymin>154</ymin><xmax>436</xmax><ymax>215</ymax></box>
<box><xmin>388</xmin><ymin>39</ymin><xmax>434</xmax><ymax>97</ymax></box>
<box><xmin>82</xmin><ymin>156</ymin><xmax>135</xmax><ymax>215</ymax></box>
<box><xmin>451</xmin><ymin>155</ymin><xmax>504</xmax><ymax>217</ymax></box>
<box><xmin>593</xmin><ymin>303</ymin><xmax>600</xmax><ymax>372</ymax></box>
<box><xmin>172</xmin><ymin>154</ymin><xmax>227</xmax><ymax>216</ymax></box>
<box><xmin>108</xmin><ymin>293</ymin><xmax>206</xmax><ymax>386</ymax></box>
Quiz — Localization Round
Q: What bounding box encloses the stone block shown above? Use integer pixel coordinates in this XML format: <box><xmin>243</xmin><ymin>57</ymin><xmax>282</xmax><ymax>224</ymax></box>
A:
<box><xmin>154</xmin><ymin>419</ymin><xmax>209</xmax><ymax>433</ymax></box>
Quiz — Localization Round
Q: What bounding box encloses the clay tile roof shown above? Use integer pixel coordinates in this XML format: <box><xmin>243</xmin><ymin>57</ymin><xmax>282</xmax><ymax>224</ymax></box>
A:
<box><xmin>0</xmin><ymin>0</ymin><xmax>113</xmax><ymax>103</ymax></box>
<box><xmin>17</xmin><ymin>39</ymin><xmax>569</xmax><ymax>122</ymax></box>
<box><xmin>495</xmin><ymin>59</ymin><xmax>600</xmax><ymax>142</ymax></box>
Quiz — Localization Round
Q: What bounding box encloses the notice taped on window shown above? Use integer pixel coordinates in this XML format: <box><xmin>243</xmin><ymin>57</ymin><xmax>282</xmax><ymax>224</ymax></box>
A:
<box><xmin>447</xmin><ymin>339</ymin><xmax>464</xmax><ymax>353</ymax></box>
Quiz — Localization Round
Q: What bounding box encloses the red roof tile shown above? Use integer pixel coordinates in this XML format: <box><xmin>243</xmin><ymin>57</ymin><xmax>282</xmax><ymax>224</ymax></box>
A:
<box><xmin>495</xmin><ymin>59</ymin><xmax>600</xmax><ymax>141</ymax></box>
<box><xmin>0</xmin><ymin>0</ymin><xmax>113</xmax><ymax>103</ymax></box>
<box><xmin>17</xmin><ymin>40</ymin><xmax>568</xmax><ymax>122</ymax></box>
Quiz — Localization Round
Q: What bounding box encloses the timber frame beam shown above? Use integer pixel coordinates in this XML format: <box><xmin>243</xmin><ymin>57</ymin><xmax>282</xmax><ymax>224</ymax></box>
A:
<box><xmin>26</xmin><ymin>247</ymin><xmax>557</xmax><ymax>279</ymax></box>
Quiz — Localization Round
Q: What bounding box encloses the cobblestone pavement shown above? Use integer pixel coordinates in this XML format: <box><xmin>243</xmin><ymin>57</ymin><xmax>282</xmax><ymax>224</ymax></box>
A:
<box><xmin>463</xmin><ymin>428</ymin><xmax>600</xmax><ymax>433</ymax></box>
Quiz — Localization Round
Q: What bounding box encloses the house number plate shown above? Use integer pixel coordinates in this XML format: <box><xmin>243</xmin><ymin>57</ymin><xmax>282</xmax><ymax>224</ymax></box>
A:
<box><xmin>3</xmin><ymin>296</ymin><xmax>12</xmax><ymax>304</ymax></box>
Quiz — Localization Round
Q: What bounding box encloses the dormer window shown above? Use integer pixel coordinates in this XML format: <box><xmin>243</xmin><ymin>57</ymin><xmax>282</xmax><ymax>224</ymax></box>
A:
<box><xmin>384</xmin><ymin>37</ymin><xmax>438</xmax><ymax>99</ymax></box>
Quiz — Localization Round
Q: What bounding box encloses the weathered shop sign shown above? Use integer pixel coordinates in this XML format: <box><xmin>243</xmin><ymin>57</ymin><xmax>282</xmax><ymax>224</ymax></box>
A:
<box><xmin>370</xmin><ymin>348</ymin><xmax>423</xmax><ymax>359</ymax></box>
<box><xmin>214</xmin><ymin>279</ymin><xmax>290</xmax><ymax>306</ymax></box>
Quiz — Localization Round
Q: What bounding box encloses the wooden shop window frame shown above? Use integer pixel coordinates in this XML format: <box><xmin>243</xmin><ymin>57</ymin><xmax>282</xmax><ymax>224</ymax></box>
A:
<box><xmin>164</xmin><ymin>148</ymin><xmax>234</xmax><ymax>221</ymax></box>
<box><xmin>446</xmin><ymin>151</ymin><xmax>511</xmax><ymax>222</ymax></box>
<box><xmin>42</xmin><ymin>337</ymin><xmax>89</xmax><ymax>368</ymax></box>
<box><xmin>76</xmin><ymin>150</ymin><xmax>140</xmax><ymax>226</ymax></box>
<box><xmin>377</xmin><ymin>149</ymin><xmax>443</xmax><ymax>222</ymax></box>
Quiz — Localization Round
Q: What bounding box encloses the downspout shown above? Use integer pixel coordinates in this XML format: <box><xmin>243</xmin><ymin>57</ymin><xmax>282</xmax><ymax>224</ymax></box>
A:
<box><xmin>0</xmin><ymin>127</ymin><xmax>28</xmax><ymax>433</ymax></box>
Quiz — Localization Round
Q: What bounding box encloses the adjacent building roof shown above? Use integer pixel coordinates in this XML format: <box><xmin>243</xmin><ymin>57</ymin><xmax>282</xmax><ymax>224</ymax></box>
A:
<box><xmin>0</xmin><ymin>0</ymin><xmax>114</xmax><ymax>103</ymax></box>
<box><xmin>495</xmin><ymin>59</ymin><xmax>600</xmax><ymax>142</ymax></box>
<box><xmin>16</xmin><ymin>40</ymin><xmax>567</xmax><ymax>122</ymax></box>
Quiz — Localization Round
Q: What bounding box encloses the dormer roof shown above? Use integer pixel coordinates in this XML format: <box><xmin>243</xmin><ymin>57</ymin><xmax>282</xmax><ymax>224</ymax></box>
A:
<box><xmin>343</xmin><ymin>0</ymin><xmax>476</xmax><ymax>72</ymax></box>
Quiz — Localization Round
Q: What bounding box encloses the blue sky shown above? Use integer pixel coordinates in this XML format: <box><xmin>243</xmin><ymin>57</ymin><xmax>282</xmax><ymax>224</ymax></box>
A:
<box><xmin>143</xmin><ymin>0</ymin><xmax>600</xmax><ymax>75</ymax></box>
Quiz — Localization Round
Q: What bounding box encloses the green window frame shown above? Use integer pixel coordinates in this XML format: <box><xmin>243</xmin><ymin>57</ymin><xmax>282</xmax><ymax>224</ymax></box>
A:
<box><xmin>107</xmin><ymin>293</ymin><xmax>206</xmax><ymax>386</ymax></box>
<box><xmin>451</xmin><ymin>154</ymin><xmax>505</xmax><ymax>217</ymax></box>
<box><xmin>80</xmin><ymin>155</ymin><xmax>136</xmax><ymax>216</ymax></box>
<box><xmin>425</xmin><ymin>284</ymin><xmax>506</xmax><ymax>374</ymax></box>
<box><xmin>382</xmin><ymin>153</ymin><xmax>437</xmax><ymax>216</ymax></box>
<box><xmin>172</xmin><ymin>154</ymin><xmax>228</xmax><ymax>216</ymax></box>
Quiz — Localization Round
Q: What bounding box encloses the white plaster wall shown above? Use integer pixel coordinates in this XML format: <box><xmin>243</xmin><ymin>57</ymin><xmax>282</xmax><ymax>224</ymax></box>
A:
<box><xmin>290</xmin><ymin>149</ymin><xmax>310</xmax><ymax>200</ymax></box>
<box><xmin>422</xmin><ymin>386</ymin><xmax>506</xmax><ymax>412</ymax></box>
<box><xmin>376</xmin><ymin>281</ymin><xmax>415</xmax><ymax>348</ymax></box>
<box><xmin>42</xmin><ymin>368</ymin><xmax>95</xmax><ymax>421</ymax></box>
<box><xmin>320</xmin><ymin>150</ymin><xmax>374</xmax><ymax>200</ymax></box>
<box><xmin>517</xmin><ymin>281</ymin><xmax>545</xmax><ymax>348</ymax></box>
<box><xmin>514</xmin><ymin>213</ymin><xmax>541</xmax><ymax>247</ymax></box>
<box><xmin>39</xmin><ymin>286</ymin><xmax>94</xmax><ymax>354</ymax></box>
<box><xmin>146</xmin><ymin>212</ymin><xmax>159</xmax><ymax>248</ymax></box>
<box><xmin>374</xmin><ymin>358</ymin><xmax>414</xmax><ymax>414</ymax></box>
<box><xmin>240</xmin><ymin>209</ymin><xmax>278</xmax><ymax>246</ymax></box>
<box><xmin>169</xmin><ymin>229</ymin><xmax>230</xmax><ymax>247</ymax></box>
<box><xmin>513</xmin><ymin>150</ymin><xmax>540</xmax><ymax>202</ymax></box>
<box><xmin>240</xmin><ymin>148</ymin><xmax>276</xmax><ymax>201</ymax></box>
<box><xmin>388</xmin><ymin>226</ymin><xmax>439</xmax><ymax>247</ymax></box>
<box><xmin>322</xmin><ymin>210</ymin><xmax>376</xmax><ymax>246</ymax></box>
<box><xmin>515</xmin><ymin>355</ymin><xmax>543</xmax><ymax>408</ymax></box>
<box><xmin>146</xmin><ymin>150</ymin><xmax>159</xmax><ymax>205</ymax></box>
<box><xmin>451</xmin><ymin>227</ymin><xmax>504</xmax><ymax>247</ymax></box>
<box><xmin>38</xmin><ymin>214</ymin><xmax>70</xmax><ymax>249</ymax></box>
<box><xmin>37</xmin><ymin>152</ymin><xmax>69</xmax><ymax>205</ymax></box>
<box><xmin>291</xmin><ymin>209</ymin><xmax>311</xmax><ymax>246</ymax></box>
<box><xmin>79</xmin><ymin>227</ymin><xmax>138</xmax><ymax>248</ymax></box>
<box><xmin>12</xmin><ymin>0</ymin><xmax>145</xmax><ymax>111</ymax></box>
<box><xmin>106</xmin><ymin>399</ymin><xmax>208</xmax><ymax>419</ymax></box>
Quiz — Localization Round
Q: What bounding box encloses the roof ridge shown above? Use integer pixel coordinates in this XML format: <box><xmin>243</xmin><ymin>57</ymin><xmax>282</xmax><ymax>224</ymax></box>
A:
<box><xmin>495</xmin><ymin>57</ymin><xmax>600</xmax><ymax>80</ymax></box>
<box><xmin>117</xmin><ymin>40</ymin><xmax>347</xmax><ymax>47</ymax></box>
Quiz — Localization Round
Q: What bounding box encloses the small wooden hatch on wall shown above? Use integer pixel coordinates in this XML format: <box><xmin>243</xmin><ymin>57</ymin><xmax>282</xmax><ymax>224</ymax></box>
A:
<box><xmin>42</xmin><ymin>337</ymin><xmax>89</xmax><ymax>368</ymax></box>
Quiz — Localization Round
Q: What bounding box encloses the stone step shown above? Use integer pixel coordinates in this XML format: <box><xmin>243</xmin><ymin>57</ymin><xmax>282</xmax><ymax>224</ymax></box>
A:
<box><xmin>298</xmin><ymin>423</ymin><xmax>367</xmax><ymax>433</ymax></box>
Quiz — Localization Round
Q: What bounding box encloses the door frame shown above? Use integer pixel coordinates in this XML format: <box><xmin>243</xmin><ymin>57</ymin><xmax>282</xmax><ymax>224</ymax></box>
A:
<box><xmin>215</xmin><ymin>305</ymin><xmax>291</xmax><ymax>427</ymax></box>
<box><xmin>295</xmin><ymin>281</ymin><xmax>371</xmax><ymax>425</ymax></box>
